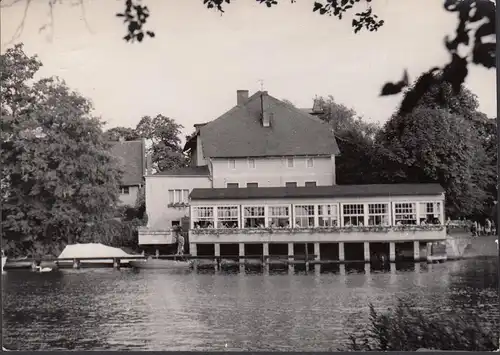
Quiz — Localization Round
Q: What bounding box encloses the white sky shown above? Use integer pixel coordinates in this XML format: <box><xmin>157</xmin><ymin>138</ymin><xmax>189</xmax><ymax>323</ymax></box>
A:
<box><xmin>1</xmin><ymin>0</ymin><xmax>496</xmax><ymax>137</ymax></box>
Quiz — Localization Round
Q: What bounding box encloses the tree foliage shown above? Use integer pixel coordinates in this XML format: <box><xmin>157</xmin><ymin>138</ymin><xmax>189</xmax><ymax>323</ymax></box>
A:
<box><xmin>316</xmin><ymin>96</ymin><xmax>383</xmax><ymax>185</ymax></box>
<box><xmin>105</xmin><ymin>114</ymin><xmax>188</xmax><ymax>173</ymax></box>
<box><xmin>1</xmin><ymin>44</ymin><xmax>123</xmax><ymax>254</ymax></box>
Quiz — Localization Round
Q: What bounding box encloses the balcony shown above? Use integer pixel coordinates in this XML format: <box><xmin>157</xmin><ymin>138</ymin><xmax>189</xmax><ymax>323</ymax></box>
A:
<box><xmin>189</xmin><ymin>225</ymin><xmax>446</xmax><ymax>244</ymax></box>
<box><xmin>138</xmin><ymin>227</ymin><xmax>175</xmax><ymax>245</ymax></box>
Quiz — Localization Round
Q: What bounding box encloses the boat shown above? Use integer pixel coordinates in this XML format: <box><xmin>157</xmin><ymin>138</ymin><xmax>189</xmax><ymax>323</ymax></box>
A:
<box><xmin>34</xmin><ymin>265</ymin><xmax>53</xmax><ymax>273</ymax></box>
<box><xmin>129</xmin><ymin>257</ymin><xmax>192</xmax><ymax>270</ymax></box>
<box><xmin>1</xmin><ymin>250</ymin><xmax>6</xmax><ymax>273</ymax></box>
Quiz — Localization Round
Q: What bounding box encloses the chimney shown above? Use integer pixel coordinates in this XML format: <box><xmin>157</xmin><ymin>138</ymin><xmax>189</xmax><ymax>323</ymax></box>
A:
<box><xmin>261</xmin><ymin>91</ymin><xmax>271</xmax><ymax>127</ymax></box>
<box><xmin>237</xmin><ymin>90</ymin><xmax>249</xmax><ymax>106</ymax></box>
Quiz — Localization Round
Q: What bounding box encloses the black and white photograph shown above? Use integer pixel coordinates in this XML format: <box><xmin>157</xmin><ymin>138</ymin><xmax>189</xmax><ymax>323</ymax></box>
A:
<box><xmin>1</xmin><ymin>0</ymin><xmax>498</xmax><ymax>351</ymax></box>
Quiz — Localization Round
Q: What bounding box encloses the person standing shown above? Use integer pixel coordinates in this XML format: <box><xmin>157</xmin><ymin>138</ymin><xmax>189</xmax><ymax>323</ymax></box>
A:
<box><xmin>485</xmin><ymin>218</ymin><xmax>492</xmax><ymax>236</ymax></box>
<box><xmin>175</xmin><ymin>225</ymin><xmax>185</xmax><ymax>255</ymax></box>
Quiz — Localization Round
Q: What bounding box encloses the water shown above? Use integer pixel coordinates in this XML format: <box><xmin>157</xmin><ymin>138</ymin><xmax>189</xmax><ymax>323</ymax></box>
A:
<box><xmin>2</xmin><ymin>258</ymin><xmax>498</xmax><ymax>351</ymax></box>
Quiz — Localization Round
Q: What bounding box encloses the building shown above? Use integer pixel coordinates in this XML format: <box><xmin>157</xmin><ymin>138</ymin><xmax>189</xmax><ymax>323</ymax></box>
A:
<box><xmin>140</xmin><ymin>90</ymin><xmax>446</xmax><ymax>261</ymax></box>
<box><xmin>109</xmin><ymin>138</ymin><xmax>147</xmax><ymax>206</ymax></box>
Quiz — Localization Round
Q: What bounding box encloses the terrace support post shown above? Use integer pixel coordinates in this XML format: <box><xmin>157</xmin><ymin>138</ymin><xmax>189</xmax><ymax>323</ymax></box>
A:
<box><xmin>72</xmin><ymin>259</ymin><xmax>81</xmax><ymax>269</ymax></box>
<box><xmin>338</xmin><ymin>242</ymin><xmax>345</xmax><ymax>262</ymax></box>
<box><xmin>239</xmin><ymin>243</ymin><xmax>245</xmax><ymax>273</ymax></box>
<box><xmin>190</xmin><ymin>243</ymin><xmax>197</xmax><ymax>257</ymax></box>
<box><xmin>363</xmin><ymin>242</ymin><xmax>370</xmax><ymax>263</ymax></box>
<box><xmin>314</xmin><ymin>243</ymin><xmax>320</xmax><ymax>261</ymax></box>
<box><xmin>214</xmin><ymin>243</ymin><xmax>220</xmax><ymax>271</ymax></box>
<box><xmin>389</xmin><ymin>242</ymin><xmax>396</xmax><ymax>263</ymax></box>
<box><xmin>113</xmin><ymin>258</ymin><xmax>121</xmax><ymax>270</ymax></box>
<box><xmin>263</xmin><ymin>243</ymin><xmax>269</xmax><ymax>271</ymax></box>
<box><xmin>426</xmin><ymin>242</ymin><xmax>433</xmax><ymax>263</ymax></box>
<box><xmin>413</xmin><ymin>241</ymin><xmax>420</xmax><ymax>262</ymax></box>
<box><xmin>288</xmin><ymin>242</ymin><xmax>294</xmax><ymax>272</ymax></box>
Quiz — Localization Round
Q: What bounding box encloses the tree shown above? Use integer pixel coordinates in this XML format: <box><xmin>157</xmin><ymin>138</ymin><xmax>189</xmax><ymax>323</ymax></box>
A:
<box><xmin>1</xmin><ymin>44</ymin><xmax>123</xmax><ymax>255</ymax></box>
<box><xmin>316</xmin><ymin>96</ymin><xmax>383</xmax><ymax>184</ymax></box>
<box><xmin>104</xmin><ymin>126</ymin><xmax>141</xmax><ymax>141</ymax></box>
<box><xmin>5</xmin><ymin>0</ymin><xmax>495</xmax><ymax>113</ymax></box>
<box><xmin>135</xmin><ymin>114</ymin><xmax>188</xmax><ymax>172</ymax></box>
<box><xmin>377</xmin><ymin>106</ymin><xmax>492</xmax><ymax>218</ymax></box>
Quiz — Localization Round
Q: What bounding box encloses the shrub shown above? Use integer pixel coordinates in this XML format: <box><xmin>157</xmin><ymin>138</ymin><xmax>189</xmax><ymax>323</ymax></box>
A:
<box><xmin>344</xmin><ymin>299</ymin><xmax>498</xmax><ymax>351</ymax></box>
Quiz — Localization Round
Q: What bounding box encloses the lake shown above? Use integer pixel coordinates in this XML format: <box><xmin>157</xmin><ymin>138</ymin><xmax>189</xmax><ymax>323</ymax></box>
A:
<box><xmin>2</xmin><ymin>258</ymin><xmax>498</xmax><ymax>351</ymax></box>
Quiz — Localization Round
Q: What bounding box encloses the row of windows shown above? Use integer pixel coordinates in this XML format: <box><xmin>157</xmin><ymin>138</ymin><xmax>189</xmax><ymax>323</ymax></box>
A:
<box><xmin>226</xmin><ymin>181</ymin><xmax>317</xmax><ymax>188</ymax></box>
<box><xmin>191</xmin><ymin>202</ymin><xmax>442</xmax><ymax>229</ymax></box>
<box><xmin>228</xmin><ymin>157</ymin><xmax>315</xmax><ymax>170</ymax></box>
<box><xmin>168</xmin><ymin>189</ymin><xmax>190</xmax><ymax>204</ymax></box>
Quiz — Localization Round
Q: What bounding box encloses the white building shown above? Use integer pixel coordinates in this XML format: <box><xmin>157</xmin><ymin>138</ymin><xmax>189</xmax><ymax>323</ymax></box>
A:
<box><xmin>140</xmin><ymin>90</ymin><xmax>446</xmax><ymax>261</ymax></box>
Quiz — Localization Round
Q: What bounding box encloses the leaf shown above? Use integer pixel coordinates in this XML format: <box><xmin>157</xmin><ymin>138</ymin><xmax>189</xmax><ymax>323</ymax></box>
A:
<box><xmin>313</xmin><ymin>2</ymin><xmax>323</xmax><ymax>12</ymax></box>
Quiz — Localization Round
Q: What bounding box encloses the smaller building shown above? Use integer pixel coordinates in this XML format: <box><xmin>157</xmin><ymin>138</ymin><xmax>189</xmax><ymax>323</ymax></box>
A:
<box><xmin>109</xmin><ymin>138</ymin><xmax>147</xmax><ymax>206</ymax></box>
<box><xmin>188</xmin><ymin>183</ymin><xmax>446</xmax><ymax>262</ymax></box>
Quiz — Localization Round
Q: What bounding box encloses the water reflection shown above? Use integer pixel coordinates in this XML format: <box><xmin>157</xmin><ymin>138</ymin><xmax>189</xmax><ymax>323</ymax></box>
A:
<box><xmin>3</xmin><ymin>258</ymin><xmax>498</xmax><ymax>351</ymax></box>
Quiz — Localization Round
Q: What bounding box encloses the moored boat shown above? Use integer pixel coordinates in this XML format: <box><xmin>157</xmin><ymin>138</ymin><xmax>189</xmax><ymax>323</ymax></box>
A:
<box><xmin>129</xmin><ymin>258</ymin><xmax>192</xmax><ymax>270</ymax></box>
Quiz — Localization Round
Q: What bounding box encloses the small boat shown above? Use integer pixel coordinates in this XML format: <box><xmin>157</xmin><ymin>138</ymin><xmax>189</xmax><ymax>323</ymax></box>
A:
<box><xmin>34</xmin><ymin>265</ymin><xmax>53</xmax><ymax>273</ymax></box>
<box><xmin>129</xmin><ymin>257</ymin><xmax>192</xmax><ymax>270</ymax></box>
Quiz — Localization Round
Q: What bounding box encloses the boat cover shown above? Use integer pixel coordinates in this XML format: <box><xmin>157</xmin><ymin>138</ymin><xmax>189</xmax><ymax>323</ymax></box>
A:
<box><xmin>58</xmin><ymin>243</ymin><xmax>139</xmax><ymax>259</ymax></box>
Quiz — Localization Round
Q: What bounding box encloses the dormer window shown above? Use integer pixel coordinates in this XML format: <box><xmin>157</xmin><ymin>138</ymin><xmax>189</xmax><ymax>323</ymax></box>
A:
<box><xmin>229</xmin><ymin>159</ymin><xmax>236</xmax><ymax>169</ymax></box>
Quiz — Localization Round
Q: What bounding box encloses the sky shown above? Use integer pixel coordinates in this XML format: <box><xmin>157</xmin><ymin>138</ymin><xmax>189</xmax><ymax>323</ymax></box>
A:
<box><xmin>1</xmin><ymin>0</ymin><xmax>496</xmax><ymax>138</ymax></box>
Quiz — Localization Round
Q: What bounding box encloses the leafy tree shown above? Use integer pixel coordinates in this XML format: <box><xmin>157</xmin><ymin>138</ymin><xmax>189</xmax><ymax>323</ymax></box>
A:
<box><xmin>7</xmin><ymin>0</ymin><xmax>494</xmax><ymax>113</ymax></box>
<box><xmin>1</xmin><ymin>44</ymin><xmax>123</xmax><ymax>255</ymax></box>
<box><xmin>104</xmin><ymin>126</ymin><xmax>141</xmax><ymax>141</ymax></box>
<box><xmin>316</xmin><ymin>96</ymin><xmax>383</xmax><ymax>184</ymax></box>
<box><xmin>377</xmin><ymin>107</ymin><xmax>492</xmax><ymax>218</ymax></box>
<box><xmin>135</xmin><ymin>114</ymin><xmax>188</xmax><ymax>172</ymax></box>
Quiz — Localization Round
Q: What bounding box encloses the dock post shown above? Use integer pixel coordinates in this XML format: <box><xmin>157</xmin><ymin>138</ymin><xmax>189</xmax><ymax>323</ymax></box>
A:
<box><xmin>214</xmin><ymin>243</ymin><xmax>220</xmax><ymax>271</ymax></box>
<box><xmin>314</xmin><ymin>243</ymin><xmax>320</xmax><ymax>262</ymax></box>
<box><xmin>288</xmin><ymin>243</ymin><xmax>294</xmax><ymax>272</ymax></box>
<box><xmin>426</xmin><ymin>242</ymin><xmax>432</xmax><ymax>263</ymax></box>
<box><xmin>363</xmin><ymin>242</ymin><xmax>370</xmax><ymax>263</ymax></box>
<box><xmin>389</xmin><ymin>242</ymin><xmax>396</xmax><ymax>262</ymax></box>
<box><xmin>73</xmin><ymin>259</ymin><xmax>81</xmax><ymax>269</ymax></box>
<box><xmin>413</xmin><ymin>241</ymin><xmax>420</xmax><ymax>262</ymax></box>
<box><xmin>338</xmin><ymin>242</ymin><xmax>345</xmax><ymax>262</ymax></box>
<box><xmin>263</xmin><ymin>243</ymin><xmax>269</xmax><ymax>272</ymax></box>
<box><xmin>113</xmin><ymin>258</ymin><xmax>121</xmax><ymax>270</ymax></box>
<box><xmin>238</xmin><ymin>243</ymin><xmax>245</xmax><ymax>273</ymax></box>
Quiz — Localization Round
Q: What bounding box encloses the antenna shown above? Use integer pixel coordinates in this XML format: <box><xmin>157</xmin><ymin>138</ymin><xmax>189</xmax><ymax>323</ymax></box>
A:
<box><xmin>257</xmin><ymin>79</ymin><xmax>264</xmax><ymax>91</ymax></box>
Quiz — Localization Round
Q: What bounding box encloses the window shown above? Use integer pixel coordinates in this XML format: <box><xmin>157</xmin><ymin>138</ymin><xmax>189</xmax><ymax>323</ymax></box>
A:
<box><xmin>247</xmin><ymin>182</ymin><xmax>258</xmax><ymax>188</ymax></box>
<box><xmin>120</xmin><ymin>186</ymin><xmax>130</xmax><ymax>195</ymax></box>
<box><xmin>243</xmin><ymin>206</ymin><xmax>265</xmax><ymax>228</ymax></box>
<box><xmin>168</xmin><ymin>189</ymin><xmax>190</xmax><ymax>203</ymax></box>
<box><xmin>268</xmin><ymin>206</ymin><xmax>290</xmax><ymax>228</ymax></box>
<box><xmin>306</xmin><ymin>157</ymin><xmax>314</xmax><ymax>168</ymax></box>
<box><xmin>217</xmin><ymin>206</ymin><xmax>239</xmax><ymax>228</ymax></box>
<box><xmin>342</xmin><ymin>204</ymin><xmax>365</xmax><ymax>226</ymax></box>
<box><xmin>248</xmin><ymin>158</ymin><xmax>256</xmax><ymax>169</ymax></box>
<box><xmin>368</xmin><ymin>203</ymin><xmax>390</xmax><ymax>226</ymax></box>
<box><xmin>228</xmin><ymin>159</ymin><xmax>236</xmax><ymax>169</ymax></box>
<box><xmin>226</xmin><ymin>183</ymin><xmax>239</xmax><ymax>188</ymax></box>
<box><xmin>294</xmin><ymin>205</ymin><xmax>315</xmax><ymax>228</ymax></box>
<box><xmin>318</xmin><ymin>204</ymin><xmax>338</xmax><ymax>227</ymax></box>
<box><xmin>287</xmin><ymin>157</ymin><xmax>294</xmax><ymax>168</ymax></box>
<box><xmin>305</xmin><ymin>181</ymin><xmax>316</xmax><ymax>187</ymax></box>
<box><xmin>285</xmin><ymin>182</ymin><xmax>297</xmax><ymax>187</ymax></box>
<box><xmin>418</xmin><ymin>202</ymin><xmax>442</xmax><ymax>224</ymax></box>
<box><xmin>394</xmin><ymin>203</ymin><xmax>417</xmax><ymax>225</ymax></box>
<box><xmin>192</xmin><ymin>207</ymin><xmax>214</xmax><ymax>228</ymax></box>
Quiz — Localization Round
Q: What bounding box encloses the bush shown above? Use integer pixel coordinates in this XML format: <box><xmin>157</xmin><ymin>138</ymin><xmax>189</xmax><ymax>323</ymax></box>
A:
<box><xmin>344</xmin><ymin>299</ymin><xmax>498</xmax><ymax>351</ymax></box>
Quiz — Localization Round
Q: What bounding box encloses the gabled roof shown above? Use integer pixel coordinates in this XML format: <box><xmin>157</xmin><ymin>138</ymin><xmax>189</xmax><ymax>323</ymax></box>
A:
<box><xmin>153</xmin><ymin>165</ymin><xmax>210</xmax><ymax>176</ymax></box>
<box><xmin>190</xmin><ymin>184</ymin><xmax>445</xmax><ymax>200</ymax></box>
<box><xmin>109</xmin><ymin>140</ymin><xmax>145</xmax><ymax>186</ymax></box>
<box><xmin>199</xmin><ymin>91</ymin><xmax>340</xmax><ymax>158</ymax></box>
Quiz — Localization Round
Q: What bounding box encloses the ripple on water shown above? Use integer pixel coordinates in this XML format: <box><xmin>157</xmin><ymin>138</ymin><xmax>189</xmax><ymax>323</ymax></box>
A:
<box><xmin>2</xmin><ymin>259</ymin><xmax>498</xmax><ymax>351</ymax></box>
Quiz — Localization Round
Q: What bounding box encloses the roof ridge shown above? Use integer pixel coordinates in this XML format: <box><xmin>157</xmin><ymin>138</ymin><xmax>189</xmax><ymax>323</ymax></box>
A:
<box><xmin>267</xmin><ymin>94</ymin><xmax>328</xmax><ymax>125</ymax></box>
